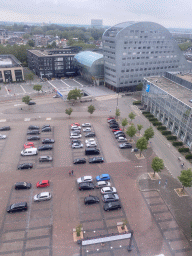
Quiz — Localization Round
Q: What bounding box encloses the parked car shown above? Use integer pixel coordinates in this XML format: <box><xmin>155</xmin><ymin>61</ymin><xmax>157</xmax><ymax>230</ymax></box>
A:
<box><xmin>42</xmin><ymin>125</ymin><xmax>50</xmax><ymax>129</ymax></box>
<box><xmin>15</xmin><ymin>182</ymin><xmax>31</xmax><ymax>190</ymax></box>
<box><xmin>24</xmin><ymin>142</ymin><xmax>35</xmax><ymax>149</ymax></box>
<box><xmin>114</xmin><ymin>130</ymin><xmax>124</xmax><ymax>135</ymax></box>
<box><xmin>71</xmin><ymin>123</ymin><xmax>80</xmax><ymax>127</ymax></box>
<box><xmin>0</xmin><ymin>126</ymin><xmax>10</xmax><ymax>131</ymax></box>
<box><xmin>85</xmin><ymin>148</ymin><xmax>100</xmax><ymax>155</ymax></box>
<box><xmin>71</xmin><ymin>139</ymin><xmax>81</xmax><ymax>144</ymax></box>
<box><xmin>17</xmin><ymin>163</ymin><xmax>33</xmax><ymax>170</ymax></box>
<box><xmin>39</xmin><ymin>156</ymin><xmax>53</xmax><ymax>162</ymax></box>
<box><xmin>112</xmin><ymin>128</ymin><xmax>122</xmax><ymax>132</ymax></box>
<box><xmin>110</xmin><ymin>124</ymin><xmax>119</xmax><ymax>129</ymax></box>
<box><xmin>86</xmin><ymin>141</ymin><xmax>97</xmax><ymax>147</ymax></box>
<box><xmin>131</xmin><ymin>148</ymin><xmax>139</xmax><ymax>152</ymax></box>
<box><xmin>70</xmin><ymin>130</ymin><xmax>81</xmax><ymax>135</ymax></box>
<box><xmin>72</xmin><ymin>143</ymin><xmax>83</xmax><ymax>149</ymax></box>
<box><xmin>83</xmin><ymin>128</ymin><xmax>91</xmax><ymax>132</ymax></box>
<box><xmin>119</xmin><ymin>143</ymin><xmax>132</xmax><ymax>149</ymax></box>
<box><xmin>73</xmin><ymin>158</ymin><xmax>86</xmax><ymax>164</ymax></box>
<box><xmin>71</xmin><ymin>126</ymin><xmax>81</xmax><ymax>130</ymax></box>
<box><xmin>103</xmin><ymin>201</ymin><xmax>121</xmax><ymax>211</ymax></box>
<box><xmin>0</xmin><ymin>134</ymin><xmax>6</xmax><ymax>139</ymax></box>
<box><xmin>79</xmin><ymin>182</ymin><xmax>94</xmax><ymax>191</ymax></box>
<box><xmin>21</xmin><ymin>148</ymin><xmax>38</xmax><ymax>156</ymax></box>
<box><xmin>85</xmin><ymin>138</ymin><xmax>96</xmax><ymax>144</ymax></box>
<box><xmin>85</xmin><ymin>132</ymin><xmax>95</xmax><ymax>137</ymax></box>
<box><xmin>89</xmin><ymin>157</ymin><xmax>104</xmax><ymax>164</ymax></box>
<box><xmin>28</xmin><ymin>101</ymin><xmax>36</xmax><ymax>105</ymax></box>
<box><xmin>84</xmin><ymin>195</ymin><xmax>99</xmax><ymax>205</ymax></box>
<box><xmin>28</xmin><ymin>125</ymin><xmax>39</xmax><ymax>130</ymax></box>
<box><xmin>102</xmin><ymin>194</ymin><xmax>119</xmax><ymax>203</ymax></box>
<box><xmin>107</xmin><ymin>117</ymin><xmax>115</xmax><ymax>121</ymax></box>
<box><xmin>36</xmin><ymin>180</ymin><xmax>50</xmax><ymax>188</ymax></box>
<box><xmin>42</xmin><ymin>127</ymin><xmax>51</xmax><ymax>132</ymax></box>
<box><xmin>117</xmin><ymin>137</ymin><xmax>127</xmax><ymax>142</ymax></box>
<box><xmin>53</xmin><ymin>94</ymin><xmax>60</xmax><ymax>98</ymax></box>
<box><xmin>34</xmin><ymin>192</ymin><xmax>51</xmax><ymax>202</ymax></box>
<box><xmin>77</xmin><ymin>176</ymin><xmax>93</xmax><ymax>184</ymax></box>
<box><xmin>27</xmin><ymin>136</ymin><xmax>40</xmax><ymax>141</ymax></box>
<box><xmin>70</xmin><ymin>134</ymin><xmax>82</xmax><ymax>139</ymax></box>
<box><xmin>82</xmin><ymin>123</ymin><xmax>91</xmax><ymax>127</ymax></box>
<box><xmin>38</xmin><ymin>145</ymin><xmax>53</xmax><ymax>151</ymax></box>
<box><xmin>95</xmin><ymin>181</ymin><xmax>111</xmax><ymax>189</ymax></box>
<box><xmin>42</xmin><ymin>139</ymin><xmax>55</xmax><ymax>144</ymax></box>
<box><xmin>96</xmin><ymin>174</ymin><xmax>110</xmax><ymax>181</ymax></box>
<box><xmin>101</xmin><ymin>187</ymin><xmax>116</xmax><ymax>194</ymax></box>
<box><xmin>115</xmin><ymin>133</ymin><xmax>125</xmax><ymax>138</ymax></box>
<box><xmin>27</xmin><ymin>130</ymin><xmax>40</xmax><ymax>135</ymax></box>
<box><xmin>7</xmin><ymin>202</ymin><xmax>28</xmax><ymax>213</ymax></box>
<box><xmin>108</xmin><ymin>119</ymin><xmax>116</xmax><ymax>123</ymax></box>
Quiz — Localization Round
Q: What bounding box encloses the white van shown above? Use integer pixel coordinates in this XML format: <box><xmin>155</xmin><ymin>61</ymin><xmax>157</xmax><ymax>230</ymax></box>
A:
<box><xmin>21</xmin><ymin>148</ymin><xmax>38</xmax><ymax>156</ymax></box>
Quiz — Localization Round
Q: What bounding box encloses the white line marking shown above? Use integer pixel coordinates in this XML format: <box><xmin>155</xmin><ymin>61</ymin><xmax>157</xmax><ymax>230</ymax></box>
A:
<box><xmin>46</xmin><ymin>118</ymin><xmax>51</xmax><ymax>120</ymax></box>
<box><xmin>14</xmin><ymin>104</ymin><xmax>24</xmax><ymax>107</ymax></box>
<box><xmin>5</xmin><ymin>86</ymin><xmax>9</xmax><ymax>95</ymax></box>
<box><xmin>135</xmin><ymin>166</ymin><xmax>143</xmax><ymax>167</ymax></box>
<box><xmin>61</xmin><ymin>79</ymin><xmax>70</xmax><ymax>87</ymax></box>
<box><xmin>20</xmin><ymin>84</ymin><xmax>26</xmax><ymax>93</ymax></box>
<box><xmin>24</xmin><ymin>118</ymin><xmax>30</xmax><ymax>121</ymax></box>
<box><xmin>0</xmin><ymin>119</ymin><xmax>6</xmax><ymax>122</ymax></box>
<box><xmin>73</xmin><ymin>78</ymin><xmax>84</xmax><ymax>87</ymax></box>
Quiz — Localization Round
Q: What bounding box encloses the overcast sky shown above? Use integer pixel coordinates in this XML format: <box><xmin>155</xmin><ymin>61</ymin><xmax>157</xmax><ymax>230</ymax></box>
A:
<box><xmin>0</xmin><ymin>0</ymin><xmax>191</xmax><ymax>29</ymax></box>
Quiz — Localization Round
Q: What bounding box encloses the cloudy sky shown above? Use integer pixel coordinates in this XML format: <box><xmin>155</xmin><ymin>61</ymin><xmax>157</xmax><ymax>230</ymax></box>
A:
<box><xmin>0</xmin><ymin>0</ymin><xmax>191</xmax><ymax>28</ymax></box>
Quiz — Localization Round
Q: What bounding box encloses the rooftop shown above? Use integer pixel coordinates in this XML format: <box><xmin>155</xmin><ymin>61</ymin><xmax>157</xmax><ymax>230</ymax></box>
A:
<box><xmin>74</xmin><ymin>51</ymin><xmax>103</xmax><ymax>68</ymax></box>
<box><xmin>0</xmin><ymin>54</ymin><xmax>21</xmax><ymax>67</ymax></box>
<box><xmin>176</xmin><ymin>73</ymin><xmax>192</xmax><ymax>83</ymax></box>
<box><xmin>28</xmin><ymin>49</ymin><xmax>76</xmax><ymax>57</ymax></box>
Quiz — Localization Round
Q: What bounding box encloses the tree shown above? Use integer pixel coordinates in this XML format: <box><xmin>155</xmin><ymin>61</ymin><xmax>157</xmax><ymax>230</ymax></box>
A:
<box><xmin>136</xmin><ymin>137</ymin><xmax>148</xmax><ymax>157</ymax></box>
<box><xmin>116</xmin><ymin>108</ymin><xmax>120</xmax><ymax>120</ymax></box>
<box><xmin>126</xmin><ymin>124</ymin><xmax>137</xmax><ymax>140</ymax></box>
<box><xmin>25</xmin><ymin>72</ymin><xmax>34</xmax><ymax>84</ymax></box>
<box><xmin>88</xmin><ymin>105</ymin><xmax>95</xmax><ymax>116</ymax></box>
<box><xmin>22</xmin><ymin>95</ymin><xmax>32</xmax><ymax>105</ymax></box>
<box><xmin>129</xmin><ymin>112</ymin><xmax>136</xmax><ymax>123</ymax></box>
<box><xmin>33</xmin><ymin>84</ymin><xmax>42</xmax><ymax>93</ymax></box>
<box><xmin>151</xmin><ymin>157</ymin><xmax>164</xmax><ymax>177</ymax></box>
<box><xmin>178</xmin><ymin>169</ymin><xmax>192</xmax><ymax>192</ymax></box>
<box><xmin>67</xmin><ymin>88</ymin><xmax>82</xmax><ymax>103</ymax></box>
<box><xmin>122</xmin><ymin>118</ymin><xmax>128</xmax><ymax>131</ymax></box>
<box><xmin>137</xmin><ymin>124</ymin><xmax>143</xmax><ymax>135</ymax></box>
<box><xmin>65</xmin><ymin>108</ymin><xmax>73</xmax><ymax>118</ymax></box>
<box><xmin>144</xmin><ymin>127</ymin><xmax>154</xmax><ymax>141</ymax></box>
<box><xmin>136</xmin><ymin>83</ymin><xmax>143</xmax><ymax>91</ymax></box>
<box><xmin>27</xmin><ymin>40</ymin><xmax>35</xmax><ymax>47</ymax></box>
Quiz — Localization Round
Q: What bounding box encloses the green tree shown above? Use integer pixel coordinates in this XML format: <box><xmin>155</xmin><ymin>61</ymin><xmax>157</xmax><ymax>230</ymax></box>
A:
<box><xmin>136</xmin><ymin>137</ymin><xmax>148</xmax><ymax>157</ymax></box>
<box><xmin>88</xmin><ymin>105</ymin><xmax>95</xmax><ymax>116</ymax></box>
<box><xmin>126</xmin><ymin>124</ymin><xmax>137</xmax><ymax>140</ymax></box>
<box><xmin>116</xmin><ymin>108</ymin><xmax>120</xmax><ymax>120</ymax></box>
<box><xmin>25</xmin><ymin>72</ymin><xmax>34</xmax><ymax>84</ymax></box>
<box><xmin>33</xmin><ymin>84</ymin><xmax>42</xmax><ymax>93</ymax></box>
<box><xmin>136</xmin><ymin>83</ymin><xmax>143</xmax><ymax>91</ymax></box>
<box><xmin>144</xmin><ymin>127</ymin><xmax>154</xmax><ymax>141</ymax></box>
<box><xmin>65</xmin><ymin>108</ymin><xmax>73</xmax><ymax>118</ymax></box>
<box><xmin>178</xmin><ymin>169</ymin><xmax>192</xmax><ymax>192</ymax></box>
<box><xmin>22</xmin><ymin>95</ymin><xmax>32</xmax><ymax>105</ymax></box>
<box><xmin>27</xmin><ymin>39</ymin><xmax>35</xmax><ymax>47</ymax></box>
<box><xmin>151</xmin><ymin>157</ymin><xmax>164</xmax><ymax>177</ymax></box>
<box><xmin>122</xmin><ymin>118</ymin><xmax>128</xmax><ymax>131</ymax></box>
<box><xmin>67</xmin><ymin>88</ymin><xmax>82</xmax><ymax>103</ymax></box>
<box><xmin>129</xmin><ymin>112</ymin><xmax>136</xmax><ymax>123</ymax></box>
<box><xmin>137</xmin><ymin>124</ymin><xmax>143</xmax><ymax>135</ymax></box>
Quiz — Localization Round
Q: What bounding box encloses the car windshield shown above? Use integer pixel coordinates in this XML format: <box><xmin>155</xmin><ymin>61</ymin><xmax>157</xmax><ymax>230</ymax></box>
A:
<box><xmin>108</xmin><ymin>203</ymin><xmax>112</xmax><ymax>207</ymax></box>
<box><xmin>23</xmin><ymin>182</ymin><xmax>27</xmax><ymax>186</ymax></box>
<box><xmin>100</xmin><ymin>175</ymin><xmax>103</xmax><ymax>178</ymax></box>
<box><xmin>11</xmin><ymin>204</ymin><xmax>16</xmax><ymax>209</ymax></box>
<box><xmin>39</xmin><ymin>181</ymin><xmax>42</xmax><ymax>185</ymax></box>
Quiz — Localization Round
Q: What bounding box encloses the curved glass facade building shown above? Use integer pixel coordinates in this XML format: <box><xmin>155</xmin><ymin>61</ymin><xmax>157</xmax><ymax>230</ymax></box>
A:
<box><xmin>102</xmin><ymin>21</ymin><xmax>192</xmax><ymax>92</ymax></box>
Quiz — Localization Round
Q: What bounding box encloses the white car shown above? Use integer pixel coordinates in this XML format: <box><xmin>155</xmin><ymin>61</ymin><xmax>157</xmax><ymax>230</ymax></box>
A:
<box><xmin>82</xmin><ymin>123</ymin><xmax>91</xmax><ymax>127</ymax></box>
<box><xmin>71</xmin><ymin>131</ymin><xmax>81</xmax><ymax>135</ymax></box>
<box><xmin>70</xmin><ymin>134</ymin><xmax>82</xmax><ymax>139</ymax></box>
<box><xmin>101</xmin><ymin>187</ymin><xmax>117</xmax><ymax>194</ymax></box>
<box><xmin>34</xmin><ymin>192</ymin><xmax>51</xmax><ymax>202</ymax></box>
<box><xmin>86</xmin><ymin>142</ymin><xmax>97</xmax><ymax>147</ymax></box>
<box><xmin>71</xmin><ymin>126</ymin><xmax>81</xmax><ymax>130</ymax></box>
<box><xmin>85</xmin><ymin>138</ymin><xmax>96</xmax><ymax>144</ymax></box>
<box><xmin>0</xmin><ymin>134</ymin><xmax>6</xmax><ymax>139</ymax></box>
<box><xmin>77</xmin><ymin>176</ymin><xmax>93</xmax><ymax>184</ymax></box>
<box><xmin>72</xmin><ymin>143</ymin><xmax>83</xmax><ymax>149</ymax></box>
<box><xmin>83</xmin><ymin>128</ymin><xmax>91</xmax><ymax>132</ymax></box>
<box><xmin>96</xmin><ymin>181</ymin><xmax>111</xmax><ymax>189</ymax></box>
<box><xmin>117</xmin><ymin>137</ymin><xmax>127</xmax><ymax>142</ymax></box>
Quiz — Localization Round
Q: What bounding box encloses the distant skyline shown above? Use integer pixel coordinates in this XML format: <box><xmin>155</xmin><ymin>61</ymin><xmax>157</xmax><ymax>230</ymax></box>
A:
<box><xmin>0</xmin><ymin>0</ymin><xmax>192</xmax><ymax>29</ymax></box>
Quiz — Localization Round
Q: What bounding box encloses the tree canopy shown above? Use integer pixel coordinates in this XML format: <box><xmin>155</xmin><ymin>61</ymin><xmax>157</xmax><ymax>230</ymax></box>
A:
<box><xmin>65</xmin><ymin>108</ymin><xmax>73</xmax><ymax>118</ymax></box>
<box><xmin>178</xmin><ymin>169</ymin><xmax>192</xmax><ymax>191</ymax></box>
<box><xmin>25</xmin><ymin>72</ymin><xmax>34</xmax><ymax>82</ymax></box>
<box><xmin>22</xmin><ymin>95</ymin><xmax>32</xmax><ymax>105</ymax></box>
<box><xmin>33</xmin><ymin>84</ymin><xmax>42</xmax><ymax>92</ymax></box>
<box><xmin>129</xmin><ymin>112</ymin><xmax>136</xmax><ymax>122</ymax></box>
<box><xmin>116</xmin><ymin>108</ymin><xmax>120</xmax><ymax>119</ymax></box>
<box><xmin>137</xmin><ymin>124</ymin><xmax>143</xmax><ymax>135</ymax></box>
<box><xmin>136</xmin><ymin>137</ymin><xmax>148</xmax><ymax>157</ymax></box>
<box><xmin>88</xmin><ymin>105</ymin><xmax>95</xmax><ymax>115</ymax></box>
<box><xmin>144</xmin><ymin>127</ymin><xmax>154</xmax><ymax>141</ymax></box>
<box><xmin>151</xmin><ymin>157</ymin><xmax>164</xmax><ymax>177</ymax></box>
<box><xmin>126</xmin><ymin>124</ymin><xmax>137</xmax><ymax>139</ymax></box>
<box><xmin>67</xmin><ymin>88</ymin><xmax>82</xmax><ymax>101</ymax></box>
<box><xmin>122</xmin><ymin>118</ymin><xmax>128</xmax><ymax>131</ymax></box>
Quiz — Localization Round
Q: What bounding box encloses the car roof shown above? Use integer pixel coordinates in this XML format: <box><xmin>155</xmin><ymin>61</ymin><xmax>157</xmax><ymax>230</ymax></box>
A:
<box><xmin>14</xmin><ymin>202</ymin><xmax>27</xmax><ymax>207</ymax></box>
<box><xmin>41</xmin><ymin>180</ymin><xmax>49</xmax><ymax>183</ymax></box>
<box><xmin>97</xmin><ymin>181</ymin><xmax>107</xmax><ymax>184</ymax></box>
<box><xmin>39</xmin><ymin>192</ymin><xmax>49</xmax><ymax>196</ymax></box>
<box><xmin>83</xmin><ymin>176</ymin><xmax>92</xmax><ymax>179</ymax></box>
<box><xmin>102</xmin><ymin>187</ymin><xmax>112</xmax><ymax>191</ymax></box>
<box><xmin>15</xmin><ymin>182</ymin><xmax>27</xmax><ymax>185</ymax></box>
<box><xmin>101</xmin><ymin>174</ymin><xmax>109</xmax><ymax>177</ymax></box>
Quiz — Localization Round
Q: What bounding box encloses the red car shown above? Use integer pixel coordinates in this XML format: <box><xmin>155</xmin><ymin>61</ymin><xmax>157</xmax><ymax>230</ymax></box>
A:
<box><xmin>36</xmin><ymin>180</ymin><xmax>50</xmax><ymax>188</ymax></box>
<box><xmin>112</xmin><ymin>128</ymin><xmax>122</xmax><ymax>132</ymax></box>
<box><xmin>107</xmin><ymin>117</ymin><xmax>115</xmax><ymax>120</ymax></box>
<box><xmin>24</xmin><ymin>142</ymin><xmax>35</xmax><ymax>149</ymax></box>
<box><xmin>71</xmin><ymin>123</ymin><xmax>80</xmax><ymax>126</ymax></box>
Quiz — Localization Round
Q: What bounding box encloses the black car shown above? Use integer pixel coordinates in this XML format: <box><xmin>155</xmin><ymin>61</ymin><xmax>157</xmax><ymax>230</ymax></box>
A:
<box><xmin>7</xmin><ymin>202</ymin><xmax>28</xmax><ymax>213</ymax></box>
<box><xmin>27</xmin><ymin>136</ymin><xmax>40</xmax><ymax>141</ymax></box>
<box><xmin>73</xmin><ymin>158</ymin><xmax>86</xmax><ymax>164</ymax></box>
<box><xmin>104</xmin><ymin>201</ymin><xmax>121</xmax><ymax>211</ymax></box>
<box><xmin>85</xmin><ymin>132</ymin><xmax>95</xmax><ymax>137</ymax></box>
<box><xmin>79</xmin><ymin>182</ymin><xmax>94</xmax><ymax>191</ymax></box>
<box><xmin>71</xmin><ymin>139</ymin><xmax>81</xmax><ymax>144</ymax></box>
<box><xmin>17</xmin><ymin>163</ymin><xmax>33</xmax><ymax>170</ymax></box>
<box><xmin>42</xmin><ymin>124</ymin><xmax>51</xmax><ymax>129</ymax></box>
<box><xmin>108</xmin><ymin>119</ymin><xmax>117</xmax><ymax>123</ymax></box>
<box><xmin>28</xmin><ymin>125</ymin><xmax>39</xmax><ymax>130</ymax></box>
<box><xmin>28</xmin><ymin>101</ymin><xmax>36</xmax><ymax>105</ymax></box>
<box><xmin>84</xmin><ymin>195</ymin><xmax>99</xmax><ymax>205</ymax></box>
<box><xmin>110</xmin><ymin>125</ymin><xmax>120</xmax><ymax>129</ymax></box>
<box><xmin>27</xmin><ymin>130</ymin><xmax>40</xmax><ymax>135</ymax></box>
<box><xmin>115</xmin><ymin>133</ymin><xmax>125</xmax><ymax>138</ymax></box>
<box><xmin>39</xmin><ymin>156</ymin><xmax>53</xmax><ymax>162</ymax></box>
<box><xmin>102</xmin><ymin>194</ymin><xmax>119</xmax><ymax>203</ymax></box>
<box><xmin>42</xmin><ymin>139</ymin><xmax>55</xmax><ymax>144</ymax></box>
<box><xmin>119</xmin><ymin>143</ymin><xmax>132</xmax><ymax>149</ymax></box>
<box><xmin>0</xmin><ymin>126</ymin><xmax>10</xmax><ymax>131</ymax></box>
<box><xmin>42</xmin><ymin>127</ymin><xmax>51</xmax><ymax>132</ymax></box>
<box><xmin>15</xmin><ymin>182</ymin><xmax>31</xmax><ymax>190</ymax></box>
<box><xmin>89</xmin><ymin>157</ymin><xmax>104</xmax><ymax>164</ymax></box>
<box><xmin>38</xmin><ymin>145</ymin><xmax>53</xmax><ymax>151</ymax></box>
<box><xmin>114</xmin><ymin>131</ymin><xmax>124</xmax><ymax>135</ymax></box>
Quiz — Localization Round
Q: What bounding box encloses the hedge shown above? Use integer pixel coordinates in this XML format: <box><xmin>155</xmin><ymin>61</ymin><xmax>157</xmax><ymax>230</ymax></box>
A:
<box><xmin>162</xmin><ymin>131</ymin><xmax>172</xmax><ymax>135</ymax></box>
<box><xmin>145</xmin><ymin>114</ymin><xmax>154</xmax><ymax>118</ymax></box>
<box><xmin>142</xmin><ymin>111</ymin><xmax>150</xmax><ymax>115</ymax></box>
<box><xmin>149</xmin><ymin>118</ymin><xmax>158</xmax><ymax>122</ymax></box>
<box><xmin>152</xmin><ymin>121</ymin><xmax>162</xmax><ymax>126</ymax></box>
<box><xmin>133</xmin><ymin>100</ymin><xmax>141</xmax><ymax>105</ymax></box>
<box><xmin>185</xmin><ymin>154</ymin><xmax>192</xmax><ymax>159</ymax></box>
<box><xmin>178</xmin><ymin>148</ymin><xmax>190</xmax><ymax>152</ymax></box>
<box><xmin>166</xmin><ymin>135</ymin><xmax>177</xmax><ymax>141</ymax></box>
<box><xmin>157</xmin><ymin>126</ymin><xmax>166</xmax><ymax>130</ymax></box>
<box><xmin>172</xmin><ymin>141</ymin><xmax>183</xmax><ymax>146</ymax></box>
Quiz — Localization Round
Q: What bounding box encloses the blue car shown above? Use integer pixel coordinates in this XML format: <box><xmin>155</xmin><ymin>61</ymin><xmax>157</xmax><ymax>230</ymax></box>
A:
<box><xmin>96</xmin><ymin>174</ymin><xmax>110</xmax><ymax>181</ymax></box>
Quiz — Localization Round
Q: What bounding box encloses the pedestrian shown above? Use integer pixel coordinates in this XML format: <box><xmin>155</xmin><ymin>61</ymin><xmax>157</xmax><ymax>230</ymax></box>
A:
<box><xmin>181</xmin><ymin>163</ymin><xmax>184</xmax><ymax>168</ymax></box>
<box><xmin>71</xmin><ymin>170</ymin><xmax>74</xmax><ymax>175</ymax></box>
<box><xmin>69</xmin><ymin>171</ymin><xmax>71</xmax><ymax>176</ymax></box>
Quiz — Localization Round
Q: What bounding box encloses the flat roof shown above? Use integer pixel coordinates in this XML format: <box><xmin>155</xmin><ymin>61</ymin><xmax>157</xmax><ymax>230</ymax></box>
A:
<box><xmin>176</xmin><ymin>73</ymin><xmax>192</xmax><ymax>83</ymax></box>
<box><xmin>144</xmin><ymin>76</ymin><xmax>192</xmax><ymax>107</ymax></box>
<box><xmin>28</xmin><ymin>49</ymin><xmax>75</xmax><ymax>57</ymax></box>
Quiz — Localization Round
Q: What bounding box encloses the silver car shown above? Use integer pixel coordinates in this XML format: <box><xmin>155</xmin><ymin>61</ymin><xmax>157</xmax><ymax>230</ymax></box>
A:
<box><xmin>34</xmin><ymin>192</ymin><xmax>51</xmax><ymax>202</ymax></box>
<box><xmin>77</xmin><ymin>176</ymin><xmax>93</xmax><ymax>184</ymax></box>
<box><xmin>72</xmin><ymin>143</ymin><xmax>83</xmax><ymax>149</ymax></box>
<box><xmin>86</xmin><ymin>142</ymin><xmax>97</xmax><ymax>147</ymax></box>
<box><xmin>83</xmin><ymin>128</ymin><xmax>92</xmax><ymax>132</ymax></box>
<box><xmin>0</xmin><ymin>134</ymin><xmax>6</xmax><ymax>139</ymax></box>
<box><xmin>82</xmin><ymin>123</ymin><xmax>91</xmax><ymax>127</ymax></box>
<box><xmin>101</xmin><ymin>187</ymin><xmax>117</xmax><ymax>194</ymax></box>
<box><xmin>95</xmin><ymin>181</ymin><xmax>111</xmax><ymax>189</ymax></box>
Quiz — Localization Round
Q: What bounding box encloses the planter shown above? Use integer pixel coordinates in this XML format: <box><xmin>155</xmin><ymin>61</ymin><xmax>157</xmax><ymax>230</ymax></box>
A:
<box><xmin>174</xmin><ymin>188</ymin><xmax>188</xmax><ymax>197</ymax></box>
<box><xmin>73</xmin><ymin>228</ymin><xmax>84</xmax><ymax>242</ymax></box>
<box><xmin>148</xmin><ymin>173</ymin><xmax>161</xmax><ymax>180</ymax></box>
<box><xmin>117</xmin><ymin>222</ymin><xmax>128</xmax><ymax>233</ymax></box>
<box><xmin>135</xmin><ymin>153</ymin><xmax>145</xmax><ymax>159</ymax></box>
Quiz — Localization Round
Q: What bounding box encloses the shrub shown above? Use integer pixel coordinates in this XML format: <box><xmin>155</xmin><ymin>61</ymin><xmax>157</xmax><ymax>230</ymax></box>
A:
<box><xmin>166</xmin><ymin>135</ymin><xmax>177</xmax><ymax>141</ymax></box>
<box><xmin>149</xmin><ymin>118</ymin><xmax>158</xmax><ymax>122</ymax></box>
<box><xmin>142</xmin><ymin>111</ymin><xmax>150</xmax><ymax>115</ymax></box>
<box><xmin>133</xmin><ymin>100</ymin><xmax>141</xmax><ymax>105</ymax></box>
<box><xmin>185</xmin><ymin>154</ymin><xmax>192</xmax><ymax>159</ymax></box>
<box><xmin>172</xmin><ymin>141</ymin><xmax>183</xmax><ymax>147</ymax></box>
<box><xmin>152</xmin><ymin>121</ymin><xmax>162</xmax><ymax>126</ymax></box>
<box><xmin>145</xmin><ymin>114</ymin><xmax>154</xmax><ymax>118</ymax></box>
<box><xmin>178</xmin><ymin>148</ymin><xmax>190</xmax><ymax>152</ymax></box>
<box><xmin>162</xmin><ymin>131</ymin><xmax>172</xmax><ymax>135</ymax></box>
<box><xmin>157</xmin><ymin>126</ymin><xmax>166</xmax><ymax>130</ymax></box>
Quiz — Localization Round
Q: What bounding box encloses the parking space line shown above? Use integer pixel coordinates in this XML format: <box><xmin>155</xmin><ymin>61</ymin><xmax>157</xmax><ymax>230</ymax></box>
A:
<box><xmin>20</xmin><ymin>84</ymin><xmax>26</xmax><ymax>93</ymax></box>
<box><xmin>73</xmin><ymin>78</ymin><xmax>84</xmax><ymax>87</ymax></box>
<box><xmin>61</xmin><ymin>79</ymin><xmax>70</xmax><ymax>87</ymax></box>
<box><xmin>5</xmin><ymin>86</ymin><xmax>9</xmax><ymax>95</ymax></box>
<box><xmin>46</xmin><ymin>118</ymin><xmax>52</xmax><ymax>121</ymax></box>
<box><xmin>24</xmin><ymin>118</ymin><xmax>30</xmax><ymax>121</ymax></box>
<box><xmin>0</xmin><ymin>119</ymin><xmax>6</xmax><ymax>122</ymax></box>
